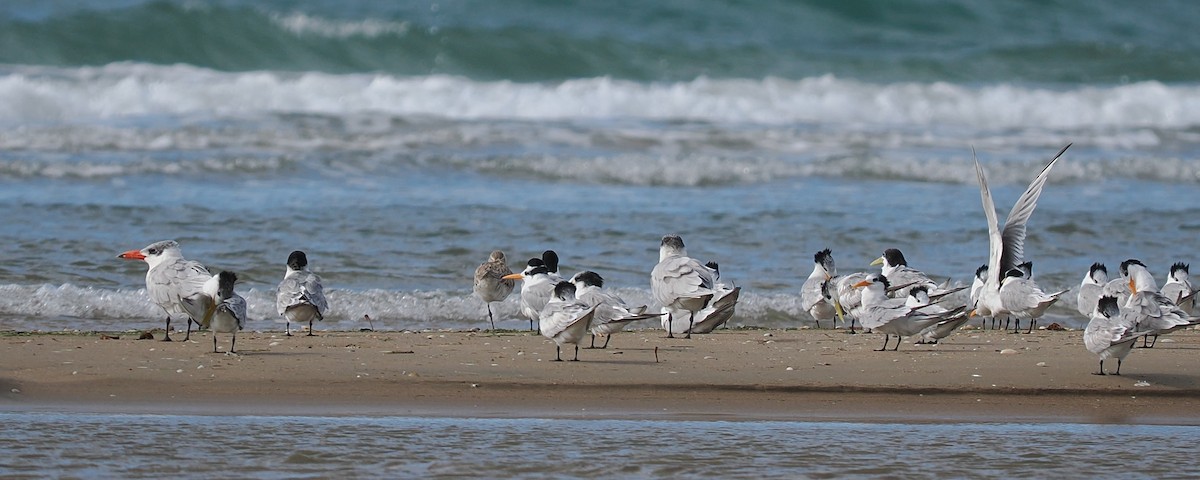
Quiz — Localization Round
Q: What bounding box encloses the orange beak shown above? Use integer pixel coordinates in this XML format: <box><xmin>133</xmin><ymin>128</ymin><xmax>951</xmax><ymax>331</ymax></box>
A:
<box><xmin>117</xmin><ymin>250</ymin><xmax>146</xmax><ymax>260</ymax></box>
<box><xmin>852</xmin><ymin>280</ymin><xmax>871</xmax><ymax>288</ymax></box>
<box><xmin>501</xmin><ymin>273</ymin><xmax>524</xmax><ymax>280</ymax></box>
<box><xmin>1128</xmin><ymin>278</ymin><xmax>1136</xmax><ymax>293</ymax></box>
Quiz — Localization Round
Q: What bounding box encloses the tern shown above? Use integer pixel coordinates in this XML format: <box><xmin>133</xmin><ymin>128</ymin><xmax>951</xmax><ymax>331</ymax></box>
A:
<box><xmin>276</xmin><ymin>251</ymin><xmax>329</xmax><ymax>336</ymax></box>
<box><xmin>801</xmin><ymin>249</ymin><xmax>837</xmax><ymax>328</ymax></box>
<box><xmin>971</xmin><ymin>144</ymin><xmax>1071</xmax><ymax>324</ymax></box>
<box><xmin>870</xmin><ymin>248</ymin><xmax>939</xmax><ymax>298</ymax></box>
<box><xmin>1122</xmin><ymin>259</ymin><xmax>1198</xmax><ymax>347</ymax></box>
<box><xmin>1084</xmin><ymin>295</ymin><xmax>1149</xmax><ymax>375</ymax></box>
<box><xmin>999</xmin><ymin>266</ymin><xmax>1066</xmax><ymax>333</ymax></box>
<box><xmin>1161</xmin><ymin>262</ymin><xmax>1194</xmax><ymax>315</ymax></box>
<box><xmin>204</xmin><ymin>271</ymin><xmax>246</xmax><ymax>354</ymax></box>
<box><xmin>118</xmin><ymin>240</ymin><xmax>213</xmax><ymax>342</ymax></box>
<box><xmin>502</xmin><ymin>250</ymin><xmax>564</xmax><ymax>332</ymax></box>
<box><xmin>1076</xmin><ymin>263</ymin><xmax>1108</xmax><ymax>318</ymax></box>
<box><xmin>854</xmin><ymin>274</ymin><xmax>967</xmax><ymax>351</ymax></box>
<box><xmin>650</xmin><ymin>235</ymin><xmax>717</xmax><ymax>339</ymax></box>
<box><xmin>539</xmin><ymin>281</ymin><xmax>596</xmax><ymax>361</ymax></box>
<box><xmin>661</xmin><ymin>261</ymin><xmax>741</xmax><ymax>335</ymax></box>
<box><xmin>570</xmin><ymin>271</ymin><xmax>662</xmax><ymax>348</ymax></box>
<box><xmin>908</xmin><ymin>286</ymin><xmax>970</xmax><ymax>344</ymax></box>
<box><xmin>473</xmin><ymin>250</ymin><xmax>515</xmax><ymax>330</ymax></box>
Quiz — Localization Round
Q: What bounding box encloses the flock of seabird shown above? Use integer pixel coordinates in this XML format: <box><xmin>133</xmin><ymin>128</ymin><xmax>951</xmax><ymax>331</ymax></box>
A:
<box><xmin>115</xmin><ymin>143</ymin><xmax>1199</xmax><ymax>374</ymax></box>
<box><xmin>472</xmin><ymin>143</ymin><xmax>1200</xmax><ymax>373</ymax></box>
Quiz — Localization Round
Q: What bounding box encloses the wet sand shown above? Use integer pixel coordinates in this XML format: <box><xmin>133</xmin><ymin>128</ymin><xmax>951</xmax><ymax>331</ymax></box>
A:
<box><xmin>3</xmin><ymin>326</ymin><xmax>1200</xmax><ymax>424</ymax></box>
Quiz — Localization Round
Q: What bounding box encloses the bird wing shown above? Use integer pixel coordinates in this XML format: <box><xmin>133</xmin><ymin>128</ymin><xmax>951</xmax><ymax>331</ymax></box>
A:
<box><xmin>998</xmin><ymin>144</ymin><xmax>1071</xmax><ymax>277</ymax></box>
<box><xmin>217</xmin><ymin>293</ymin><xmax>248</xmax><ymax>330</ymax></box>
<box><xmin>149</xmin><ymin>258</ymin><xmax>211</xmax><ymax>315</ymax></box>
<box><xmin>277</xmin><ymin>271</ymin><xmax>328</xmax><ymax>317</ymax></box>
<box><xmin>974</xmin><ymin>148</ymin><xmax>1004</xmax><ymax>290</ymax></box>
<box><xmin>651</xmin><ymin>256</ymin><xmax>716</xmax><ymax>305</ymax></box>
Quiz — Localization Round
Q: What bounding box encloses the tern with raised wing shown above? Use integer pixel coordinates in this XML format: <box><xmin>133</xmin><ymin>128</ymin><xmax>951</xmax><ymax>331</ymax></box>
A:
<box><xmin>971</xmin><ymin>144</ymin><xmax>1071</xmax><ymax>324</ymax></box>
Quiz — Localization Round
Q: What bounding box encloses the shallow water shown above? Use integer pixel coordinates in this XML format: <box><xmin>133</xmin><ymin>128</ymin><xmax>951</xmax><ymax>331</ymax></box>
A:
<box><xmin>1</xmin><ymin>412</ymin><xmax>1198</xmax><ymax>478</ymax></box>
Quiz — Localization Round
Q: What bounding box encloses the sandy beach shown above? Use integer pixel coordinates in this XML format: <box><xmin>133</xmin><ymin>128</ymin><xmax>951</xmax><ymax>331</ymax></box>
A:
<box><xmin>3</xmin><ymin>325</ymin><xmax>1200</xmax><ymax>425</ymax></box>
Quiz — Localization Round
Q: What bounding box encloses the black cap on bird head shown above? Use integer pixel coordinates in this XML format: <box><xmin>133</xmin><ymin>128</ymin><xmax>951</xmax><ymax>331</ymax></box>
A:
<box><xmin>572</xmin><ymin>271</ymin><xmax>604</xmax><ymax>288</ymax></box>
<box><xmin>870</xmin><ymin>273</ymin><xmax>891</xmax><ymax>290</ymax></box>
<box><xmin>287</xmin><ymin>250</ymin><xmax>308</xmax><ymax>270</ymax></box>
<box><xmin>1170</xmin><ymin>262</ymin><xmax>1190</xmax><ymax>276</ymax></box>
<box><xmin>882</xmin><ymin>248</ymin><xmax>907</xmax><ymax>267</ymax></box>
<box><xmin>1089</xmin><ymin>262</ymin><xmax>1107</xmax><ymax>276</ymax></box>
<box><xmin>553</xmin><ymin>281</ymin><xmax>577</xmax><ymax>301</ymax></box>
<box><xmin>541</xmin><ymin>250</ymin><xmax>559</xmax><ymax>273</ymax></box>
<box><xmin>217</xmin><ymin>270</ymin><xmax>238</xmax><ymax>298</ymax></box>
<box><xmin>523</xmin><ymin>258</ymin><xmax>550</xmax><ymax>276</ymax></box>
<box><xmin>908</xmin><ymin>285</ymin><xmax>930</xmax><ymax>298</ymax></box>
<box><xmin>1004</xmin><ymin>268</ymin><xmax>1025</xmax><ymax>279</ymax></box>
<box><xmin>814</xmin><ymin>248</ymin><xmax>833</xmax><ymax>264</ymax></box>
<box><xmin>1097</xmin><ymin>295</ymin><xmax>1120</xmax><ymax>318</ymax></box>
<box><xmin>974</xmin><ymin>264</ymin><xmax>989</xmax><ymax>279</ymax></box>
<box><xmin>1120</xmin><ymin>259</ymin><xmax>1144</xmax><ymax>277</ymax></box>
<box><xmin>661</xmin><ymin>234</ymin><xmax>685</xmax><ymax>250</ymax></box>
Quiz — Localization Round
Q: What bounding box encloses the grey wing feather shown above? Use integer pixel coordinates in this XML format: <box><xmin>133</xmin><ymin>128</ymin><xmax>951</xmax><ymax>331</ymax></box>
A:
<box><xmin>218</xmin><ymin>294</ymin><xmax>248</xmax><ymax>330</ymax></box>
<box><xmin>277</xmin><ymin>271</ymin><xmax>328</xmax><ymax>317</ymax></box>
<box><xmin>998</xmin><ymin>144</ymin><xmax>1070</xmax><ymax>275</ymax></box>
<box><xmin>652</xmin><ymin>256</ymin><xmax>716</xmax><ymax>305</ymax></box>
<box><xmin>149</xmin><ymin>259</ymin><xmax>211</xmax><ymax>316</ymax></box>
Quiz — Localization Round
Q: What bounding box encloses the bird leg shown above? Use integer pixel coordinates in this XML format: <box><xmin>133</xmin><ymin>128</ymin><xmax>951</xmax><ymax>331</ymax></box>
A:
<box><xmin>1093</xmin><ymin>360</ymin><xmax>1106</xmax><ymax>376</ymax></box>
<box><xmin>601</xmin><ymin>335</ymin><xmax>611</xmax><ymax>349</ymax></box>
<box><xmin>848</xmin><ymin>318</ymin><xmax>857</xmax><ymax>334</ymax></box>
<box><xmin>1114</xmin><ymin>358</ymin><xmax>1123</xmax><ymax>375</ymax></box>
<box><xmin>1010</xmin><ymin>318</ymin><xmax>1021</xmax><ymax>334</ymax></box>
<box><xmin>285</xmin><ymin>321</ymin><xmax>293</xmax><ymax>337</ymax></box>
<box><xmin>161</xmin><ymin>316</ymin><xmax>173</xmax><ymax>342</ymax></box>
<box><xmin>666</xmin><ymin>313</ymin><xmax>675</xmax><ymax>338</ymax></box>
<box><xmin>570</xmin><ymin>344</ymin><xmax>580</xmax><ymax>362</ymax></box>
<box><xmin>487</xmin><ymin>304</ymin><xmax>496</xmax><ymax>331</ymax></box>
<box><xmin>213</xmin><ymin>333</ymin><xmax>219</xmax><ymax>353</ymax></box>
<box><xmin>307</xmin><ymin>320</ymin><xmax>316</xmax><ymax>336</ymax></box>
<box><xmin>685</xmin><ymin>312</ymin><xmax>695</xmax><ymax>339</ymax></box>
<box><xmin>875</xmin><ymin>334</ymin><xmax>891</xmax><ymax>351</ymax></box>
<box><xmin>184</xmin><ymin>319</ymin><xmax>194</xmax><ymax>342</ymax></box>
<box><xmin>587</xmin><ymin>334</ymin><xmax>597</xmax><ymax>349</ymax></box>
<box><xmin>554</xmin><ymin>345</ymin><xmax>563</xmax><ymax>362</ymax></box>
<box><xmin>1025</xmin><ymin>319</ymin><xmax>1036</xmax><ymax>334</ymax></box>
<box><xmin>530</xmin><ymin>318</ymin><xmax>535</xmax><ymax>332</ymax></box>
<box><xmin>892</xmin><ymin>335</ymin><xmax>902</xmax><ymax>351</ymax></box>
<box><xmin>230</xmin><ymin>334</ymin><xmax>237</xmax><ymax>354</ymax></box>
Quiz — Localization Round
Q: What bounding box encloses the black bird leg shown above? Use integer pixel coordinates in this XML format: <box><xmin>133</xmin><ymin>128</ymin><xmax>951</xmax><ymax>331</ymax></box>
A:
<box><xmin>875</xmin><ymin>334</ymin><xmax>891</xmax><ymax>351</ymax></box>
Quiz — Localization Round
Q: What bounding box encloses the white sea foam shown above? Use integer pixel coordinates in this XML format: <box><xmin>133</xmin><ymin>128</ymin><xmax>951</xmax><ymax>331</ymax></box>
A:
<box><xmin>0</xmin><ymin>283</ymin><xmax>1081</xmax><ymax>332</ymax></box>
<box><xmin>269</xmin><ymin>12</ymin><xmax>411</xmax><ymax>38</ymax></box>
<box><xmin>1</xmin><ymin>64</ymin><xmax>1199</xmax><ymax>130</ymax></box>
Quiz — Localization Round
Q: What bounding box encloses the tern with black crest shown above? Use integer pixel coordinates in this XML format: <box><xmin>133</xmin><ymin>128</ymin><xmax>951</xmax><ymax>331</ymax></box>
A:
<box><xmin>118</xmin><ymin>240</ymin><xmax>213</xmax><ymax>342</ymax></box>
<box><xmin>276</xmin><ymin>250</ymin><xmax>329</xmax><ymax>336</ymax></box>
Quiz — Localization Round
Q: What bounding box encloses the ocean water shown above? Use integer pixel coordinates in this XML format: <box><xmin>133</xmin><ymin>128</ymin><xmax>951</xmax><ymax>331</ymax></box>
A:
<box><xmin>3</xmin><ymin>412</ymin><xmax>1200</xmax><ymax>478</ymax></box>
<box><xmin>2</xmin><ymin>0</ymin><xmax>1200</xmax><ymax>333</ymax></box>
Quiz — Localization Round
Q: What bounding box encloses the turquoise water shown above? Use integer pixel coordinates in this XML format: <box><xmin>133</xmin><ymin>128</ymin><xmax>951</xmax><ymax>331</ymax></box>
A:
<box><xmin>2</xmin><ymin>412</ymin><xmax>1199</xmax><ymax>478</ymax></box>
<box><xmin>1</xmin><ymin>1</ymin><xmax>1200</xmax><ymax>332</ymax></box>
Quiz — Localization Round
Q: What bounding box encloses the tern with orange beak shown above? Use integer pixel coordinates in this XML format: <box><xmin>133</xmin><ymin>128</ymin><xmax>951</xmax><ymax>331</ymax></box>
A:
<box><xmin>117</xmin><ymin>240</ymin><xmax>213</xmax><ymax>342</ymax></box>
<box><xmin>502</xmin><ymin>250</ymin><xmax>563</xmax><ymax>331</ymax></box>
